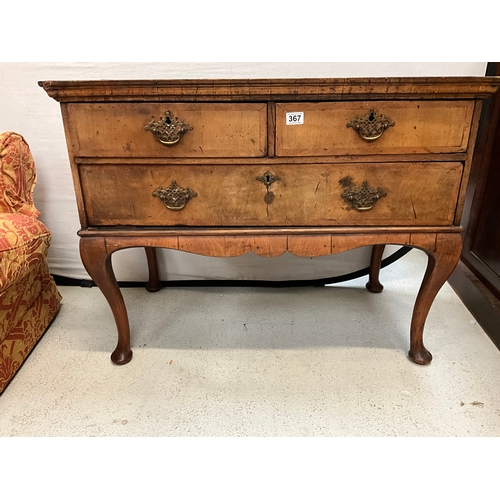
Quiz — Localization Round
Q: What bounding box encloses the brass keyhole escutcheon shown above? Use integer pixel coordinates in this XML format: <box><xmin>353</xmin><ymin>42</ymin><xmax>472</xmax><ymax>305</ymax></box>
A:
<box><xmin>256</xmin><ymin>171</ymin><xmax>280</xmax><ymax>188</ymax></box>
<box><xmin>256</xmin><ymin>171</ymin><xmax>280</xmax><ymax>205</ymax></box>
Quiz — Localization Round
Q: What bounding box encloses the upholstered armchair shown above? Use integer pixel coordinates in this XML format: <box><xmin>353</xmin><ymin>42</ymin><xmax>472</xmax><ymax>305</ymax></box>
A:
<box><xmin>0</xmin><ymin>131</ymin><xmax>61</xmax><ymax>394</ymax></box>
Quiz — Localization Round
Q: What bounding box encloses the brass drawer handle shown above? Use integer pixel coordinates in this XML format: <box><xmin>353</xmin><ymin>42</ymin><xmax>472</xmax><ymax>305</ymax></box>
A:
<box><xmin>145</xmin><ymin>111</ymin><xmax>193</xmax><ymax>145</ymax></box>
<box><xmin>340</xmin><ymin>178</ymin><xmax>387</xmax><ymax>211</ymax></box>
<box><xmin>346</xmin><ymin>108</ymin><xmax>395</xmax><ymax>141</ymax></box>
<box><xmin>153</xmin><ymin>181</ymin><xmax>197</xmax><ymax>210</ymax></box>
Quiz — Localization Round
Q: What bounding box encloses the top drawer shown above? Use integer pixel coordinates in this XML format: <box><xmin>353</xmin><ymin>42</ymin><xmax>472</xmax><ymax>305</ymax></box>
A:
<box><xmin>276</xmin><ymin>100</ymin><xmax>475</xmax><ymax>156</ymax></box>
<box><xmin>64</xmin><ymin>103</ymin><xmax>267</xmax><ymax>158</ymax></box>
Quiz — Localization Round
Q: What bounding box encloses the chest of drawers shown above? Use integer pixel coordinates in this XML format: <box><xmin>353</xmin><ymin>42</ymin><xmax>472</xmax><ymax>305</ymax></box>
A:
<box><xmin>40</xmin><ymin>77</ymin><xmax>500</xmax><ymax>366</ymax></box>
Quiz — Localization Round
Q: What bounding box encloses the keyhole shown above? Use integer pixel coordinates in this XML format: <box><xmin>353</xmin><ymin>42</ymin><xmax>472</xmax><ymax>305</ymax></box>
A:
<box><xmin>369</xmin><ymin>112</ymin><xmax>375</xmax><ymax>121</ymax></box>
<box><xmin>166</xmin><ymin>116</ymin><xmax>172</xmax><ymax>125</ymax></box>
<box><xmin>257</xmin><ymin>171</ymin><xmax>279</xmax><ymax>188</ymax></box>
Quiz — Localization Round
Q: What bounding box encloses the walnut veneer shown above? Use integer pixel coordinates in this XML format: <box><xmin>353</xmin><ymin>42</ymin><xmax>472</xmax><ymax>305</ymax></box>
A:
<box><xmin>39</xmin><ymin>77</ymin><xmax>500</xmax><ymax>366</ymax></box>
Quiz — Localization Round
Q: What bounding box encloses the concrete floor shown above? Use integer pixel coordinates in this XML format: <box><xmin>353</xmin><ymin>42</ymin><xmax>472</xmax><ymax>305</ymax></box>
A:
<box><xmin>1</xmin><ymin>249</ymin><xmax>500</xmax><ymax>437</ymax></box>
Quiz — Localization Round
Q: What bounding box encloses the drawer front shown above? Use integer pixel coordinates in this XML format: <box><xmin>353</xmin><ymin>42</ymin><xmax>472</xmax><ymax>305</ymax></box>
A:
<box><xmin>276</xmin><ymin>101</ymin><xmax>475</xmax><ymax>156</ymax></box>
<box><xmin>65</xmin><ymin>103</ymin><xmax>267</xmax><ymax>157</ymax></box>
<box><xmin>79</xmin><ymin>162</ymin><xmax>462</xmax><ymax>227</ymax></box>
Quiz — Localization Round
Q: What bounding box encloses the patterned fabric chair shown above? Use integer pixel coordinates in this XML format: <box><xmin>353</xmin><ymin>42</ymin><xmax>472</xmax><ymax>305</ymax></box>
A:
<box><xmin>0</xmin><ymin>131</ymin><xmax>61</xmax><ymax>394</ymax></box>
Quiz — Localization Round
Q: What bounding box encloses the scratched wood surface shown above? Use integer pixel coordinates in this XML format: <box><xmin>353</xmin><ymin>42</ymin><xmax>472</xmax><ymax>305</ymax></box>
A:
<box><xmin>79</xmin><ymin>162</ymin><xmax>463</xmax><ymax>227</ymax></box>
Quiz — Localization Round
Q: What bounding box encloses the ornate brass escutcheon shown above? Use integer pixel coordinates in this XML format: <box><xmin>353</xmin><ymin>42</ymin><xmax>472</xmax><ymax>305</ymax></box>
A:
<box><xmin>256</xmin><ymin>171</ymin><xmax>280</xmax><ymax>205</ymax></box>
<box><xmin>153</xmin><ymin>181</ymin><xmax>197</xmax><ymax>211</ymax></box>
<box><xmin>346</xmin><ymin>108</ymin><xmax>395</xmax><ymax>141</ymax></box>
<box><xmin>256</xmin><ymin>171</ymin><xmax>280</xmax><ymax>187</ymax></box>
<box><xmin>340</xmin><ymin>177</ymin><xmax>387</xmax><ymax>211</ymax></box>
<box><xmin>145</xmin><ymin>111</ymin><xmax>193</xmax><ymax>145</ymax></box>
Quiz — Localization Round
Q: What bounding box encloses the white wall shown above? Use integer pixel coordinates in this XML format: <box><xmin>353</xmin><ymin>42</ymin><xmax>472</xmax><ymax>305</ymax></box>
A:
<box><xmin>0</xmin><ymin>63</ymin><xmax>487</xmax><ymax>281</ymax></box>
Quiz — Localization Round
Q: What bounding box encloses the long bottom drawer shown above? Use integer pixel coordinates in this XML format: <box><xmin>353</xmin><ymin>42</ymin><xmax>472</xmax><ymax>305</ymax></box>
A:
<box><xmin>79</xmin><ymin>162</ymin><xmax>463</xmax><ymax>226</ymax></box>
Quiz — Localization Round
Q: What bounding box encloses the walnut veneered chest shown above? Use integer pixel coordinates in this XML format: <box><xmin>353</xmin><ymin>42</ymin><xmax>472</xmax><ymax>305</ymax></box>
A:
<box><xmin>40</xmin><ymin>77</ymin><xmax>500</xmax><ymax>366</ymax></box>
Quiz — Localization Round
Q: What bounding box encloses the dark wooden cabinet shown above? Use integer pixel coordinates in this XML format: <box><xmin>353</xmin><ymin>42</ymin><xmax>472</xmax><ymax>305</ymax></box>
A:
<box><xmin>450</xmin><ymin>63</ymin><xmax>500</xmax><ymax>348</ymax></box>
<box><xmin>462</xmin><ymin>64</ymin><xmax>500</xmax><ymax>296</ymax></box>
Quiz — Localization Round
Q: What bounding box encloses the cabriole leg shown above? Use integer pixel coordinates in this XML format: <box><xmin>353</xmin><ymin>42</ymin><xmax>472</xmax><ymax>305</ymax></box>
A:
<box><xmin>366</xmin><ymin>244</ymin><xmax>385</xmax><ymax>293</ymax></box>
<box><xmin>80</xmin><ymin>237</ymin><xmax>133</xmax><ymax>365</ymax></box>
<box><xmin>145</xmin><ymin>246</ymin><xmax>162</xmax><ymax>292</ymax></box>
<box><xmin>409</xmin><ymin>233</ymin><xmax>462</xmax><ymax>365</ymax></box>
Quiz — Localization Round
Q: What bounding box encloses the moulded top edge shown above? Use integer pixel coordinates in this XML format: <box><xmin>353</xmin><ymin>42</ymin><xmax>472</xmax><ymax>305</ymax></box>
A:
<box><xmin>38</xmin><ymin>76</ymin><xmax>500</xmax><ymax>102</ymax></box>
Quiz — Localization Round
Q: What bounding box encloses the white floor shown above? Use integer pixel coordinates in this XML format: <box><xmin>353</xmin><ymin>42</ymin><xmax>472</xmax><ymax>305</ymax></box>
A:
<box><xmin>1</xmin><ymin>249</ymin><xmax>500</xmax><ymax>438</ymax></box>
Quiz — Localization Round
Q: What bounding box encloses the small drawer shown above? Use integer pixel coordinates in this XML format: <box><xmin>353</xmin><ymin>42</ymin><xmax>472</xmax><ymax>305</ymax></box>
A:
<box><xmin>79</xmin><ymin>162</ymin><xmax>462</xmax><ymax>227</ymax></box>
<box><xmin>65</xmin><ymin>103</ymin><xmax>267</xmax><ymax>158</ymax></box>
<box><xmin>276</xmin><ymin>101</ymin><xmax>475</xmax><ymax>156</ymax></box>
